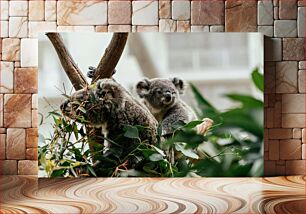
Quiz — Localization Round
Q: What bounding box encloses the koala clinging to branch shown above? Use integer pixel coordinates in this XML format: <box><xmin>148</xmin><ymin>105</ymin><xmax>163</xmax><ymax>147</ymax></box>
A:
<box><xmin>61</xmin><ymin>78</ymin><xmax>158</xmax><ymax>148</ymax></box>
<box><xmin>136</xmin><ymin>77</ymin><xmax>213</xmax><ymax>137</ymax></box>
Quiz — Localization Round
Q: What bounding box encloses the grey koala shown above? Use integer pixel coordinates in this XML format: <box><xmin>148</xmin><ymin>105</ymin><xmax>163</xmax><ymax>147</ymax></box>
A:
<box><xmin>61</xmin><ymin>78</ymin><xmax>158</xmax><ymax>147</ymax></box>
<box><xmin>136</xmin><ymin>77</ymin><xmax>197</xmax><ymax>136</ymax></box>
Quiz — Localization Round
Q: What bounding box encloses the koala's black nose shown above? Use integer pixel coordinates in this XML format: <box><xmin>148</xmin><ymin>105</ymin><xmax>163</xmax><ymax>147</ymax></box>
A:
<box><xmin>164</xmin><ymin>92</ymin><xmax>172</xmax><ymax>102</ymax></box>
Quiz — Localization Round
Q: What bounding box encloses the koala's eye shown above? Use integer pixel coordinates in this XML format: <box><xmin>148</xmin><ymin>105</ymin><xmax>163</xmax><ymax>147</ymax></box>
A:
<box><xmin>156</xmin><ymin>90</ymin><xmax>162</xmax><ymax>95</ymax></box>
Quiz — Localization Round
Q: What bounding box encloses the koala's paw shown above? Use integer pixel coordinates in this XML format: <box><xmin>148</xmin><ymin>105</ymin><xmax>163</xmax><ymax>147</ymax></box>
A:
<box><xmin>87</xmin><ymin>66</ymin><xmax>96</xmax><ymax>78</ymax></box>
<box><xmin>196</xmin><ymin>118</ymin><xmax>214</xmax><ymax>135</ymax></box>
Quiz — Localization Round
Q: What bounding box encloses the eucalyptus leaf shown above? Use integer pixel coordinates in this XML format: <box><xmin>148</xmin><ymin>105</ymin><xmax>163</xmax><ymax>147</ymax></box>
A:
<box><xmin>251</xmin><ymin>68</ymin><xmax>264</xmax><ymax>92</ymax></box>
<box><xmin>149</xmin><ymin>153</ymin><xmax>164</xmax><ymax>162</ymax></box>
<box><xmin>123</xmin><ymin>125</ymin><xmax>139</xmax><ymax>139</ymax></box>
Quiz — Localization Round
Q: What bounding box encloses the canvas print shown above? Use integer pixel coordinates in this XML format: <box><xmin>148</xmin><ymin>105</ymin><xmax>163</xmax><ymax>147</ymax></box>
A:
<box><xmin>38</xmin><ymin>33</ymin><xmax>264</xmax><ymax>178</ymax></box>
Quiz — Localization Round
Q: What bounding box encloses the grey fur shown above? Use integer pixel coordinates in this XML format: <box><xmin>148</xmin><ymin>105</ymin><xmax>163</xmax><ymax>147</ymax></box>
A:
<box><xmin>136</xmin><ymin>77</ymin><xmax>196</xmax><ymax>136</ymax></box>
<box><xmin>61</xmin><ymin>79</ymin><xmax>158</xmax><ymax>145</ymax></box>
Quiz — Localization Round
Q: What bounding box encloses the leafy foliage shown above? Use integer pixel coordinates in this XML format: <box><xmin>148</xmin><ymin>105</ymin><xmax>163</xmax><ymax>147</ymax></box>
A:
<box><xmin>39</xmin><ymin>68</ymin><xmax>263</xmax><ymax>177</ymax></box>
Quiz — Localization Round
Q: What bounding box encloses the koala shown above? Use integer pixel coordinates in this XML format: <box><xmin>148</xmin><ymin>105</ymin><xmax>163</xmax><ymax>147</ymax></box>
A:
<box><xmin>61</xmin><ymin>78</ymin><xmax>158</xmax><ymax>149</ymax></box>
<box><xmin>136</xmin><ymin>77</ymin><xmax>199</xmax><ymax>136</ymax></box>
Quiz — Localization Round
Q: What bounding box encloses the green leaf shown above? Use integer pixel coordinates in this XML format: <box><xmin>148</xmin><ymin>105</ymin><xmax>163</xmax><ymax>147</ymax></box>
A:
<box><xmin>166</xmin><ymin>130</ymin><xmax>207</xmax><ymax>149</ymax></box>
<box><xmin>149</xmin><ymin>153</ymin><xmax>164</xmax><ymax>162</ymax></box>
<box><xmin>221</xmin><ymin>109</ymin><xmax>263</xmax><ymax>138</ymax></box>
<box><xmin>51</xmin><ymin>169</ymin><xmax>66</xmax><ymax>177</ymax></box>
<box><xmin>123</xmin><ymin>125</ymin><xmax>139</xmax><ymax>139</ymax></box>
<box><xmin>87</xmin><ymin>165</ymin><xmax>97</xmax><ymax>177</ymax></box>
<box><xmin>175</xmin><ymin>143</ymin><xmax>199</xmax><ymax>159</ymax></box>
<box><xmin>190</xmin><ymin>83</ymin><xmax>216</xmax><ymax>110</ymax></box>
<box><xmin>251</xmin><ymin>68</ymin><xmax>264</xmax><ymax>92</ymax></box>
<box><xmin>152</xmin><ymin>145</ymin><xmax>166</xmax><ymax>156</ymax></box>
<box><xmin>225</xmin><ymin>94</ymin><xmax>263</xmax><ymax>109</ymax></box>
<box><xmin>77</xmin><ymin>106</ymin><xmax>87</xmax><ymax>114</ymax></box>
<box><xmin>182</xmin><ymin>120</ymin><xmax>203</xmax><ymax>130</ymax></box>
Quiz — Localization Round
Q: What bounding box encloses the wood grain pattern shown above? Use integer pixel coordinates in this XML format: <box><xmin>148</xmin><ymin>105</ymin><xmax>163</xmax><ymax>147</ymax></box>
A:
<box><xmin>0</xmin><ymin>176</ymin><xmax>305</xmax><ymax>213</ymax></box>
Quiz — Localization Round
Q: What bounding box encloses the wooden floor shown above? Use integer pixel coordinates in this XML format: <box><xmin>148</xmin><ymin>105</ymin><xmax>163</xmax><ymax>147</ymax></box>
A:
<box><xmin>0</xmin><ymin>176</ymin><xmax>305</xmax><ymax>214</ymax></box>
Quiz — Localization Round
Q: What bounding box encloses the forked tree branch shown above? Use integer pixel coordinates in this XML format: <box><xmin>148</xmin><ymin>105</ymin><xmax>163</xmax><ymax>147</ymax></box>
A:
<box><xmin>92</xmin><ymin>33</ymin><xmax>129</xmax><ymax>84</ymax></box>
<box><xmin>46</xmin><ymin>33</ymin><xmax>88</xmax><ymax>90</ymax></box>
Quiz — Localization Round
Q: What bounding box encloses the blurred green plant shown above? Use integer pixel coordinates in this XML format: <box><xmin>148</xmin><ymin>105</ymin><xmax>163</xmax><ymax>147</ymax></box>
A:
<box><xmin>39</xmin><ymin>68</ymin><xmax>263</xmax><ymax>177</ymax></box>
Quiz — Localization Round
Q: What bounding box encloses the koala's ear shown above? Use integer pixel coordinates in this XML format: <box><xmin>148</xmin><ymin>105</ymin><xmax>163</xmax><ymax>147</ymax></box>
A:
<box><xmin>171</xmin><ymin>77</ymin><xmax>185</xmax><ymax>94</ymax></box>
<box><xmin>136</xmin><ymin>79</ymin><xmax>150</xmax><ymax>98</ymax></box>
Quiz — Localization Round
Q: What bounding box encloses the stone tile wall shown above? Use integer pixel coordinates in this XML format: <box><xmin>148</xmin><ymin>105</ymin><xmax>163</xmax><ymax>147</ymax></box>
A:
<box><xmin>0</xmin><ymin>0</ymin><xmax>305</xmax><ymax>176</ymax></box>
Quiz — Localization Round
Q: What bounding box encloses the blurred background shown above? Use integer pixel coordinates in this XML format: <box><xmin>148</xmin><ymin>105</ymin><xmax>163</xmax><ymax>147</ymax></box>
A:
<box><xmin>38</xmin><ymin>33</ymin><xmax>263</xmax><ymax>137</ymax></box>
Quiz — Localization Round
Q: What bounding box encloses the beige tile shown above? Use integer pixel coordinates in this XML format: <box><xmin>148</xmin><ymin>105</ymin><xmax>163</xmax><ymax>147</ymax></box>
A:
<box><xmin>57</xmin><ymin>26</ymin><xmax>95</xmax><ymax>32</ymax></box>
<box><xmin>57</xmin><ymin>1</ymin><xmax>107</xmax><ymax>25</ymax></box>
<box><xmin>45</xmin><ymin>1</ymin><xmax>57</xmax><ymax>21</ymax></box>
<box><xmin>0</xmin><ymin>21</ymin><xmax>9</xmax><ymax>37</ymax></box>
<box><xmin>282</xmin><ymin>114</ymin><xmax>305</xmax><ymax>128</ymax></box>
<box><xmin>32</xmin><ymin>109</ymin><xmax>38</xmax><ymax>128</ymax></box>
<box><xmin>0</xmin><ymin>1</ymin><xmax>9</xmax><ymax>20</ymax></box>
<box><xmin>108</xmin><ymin>25</ymin><xmax>131</xmax><ymax>32</ymax></box>
<box><xmin>18</xmin><ymin>160</ymin><xmax>38</xmax><ymax>175</ymax></box>
<box><xmin>26</xmin><ymin>148</ymin><xmax>38</xmax><ymax>160</ymax></box>
<box><xmin>193</xmin><ymin>0</ymin><xmax>224</xmax><ymax>25</ymax></box>
<box><xmin>172</xmin><ymin>1</ymin><xmax>190</xmax><ymax>21</ymax></box>
<box><xmin>32</xmin><ymin>94</ymin><xmax>38</xmax><ymax>109</ymax></box>
<box><xmin>302</xmin><ymin>144</ymin><xmax>306</xmax><ymax>159</ymax></box>
<box><xmin>29</xmin><ymin>21</ymin><xmax>56</xmax><ymax>38</ymax></box>
<box><xmin>29</xmin><ymin>1</ymin><xmax>45</xmax><ymax>21</ymax></box>
<box><xmin>293</xmin><ymin>128</ymin><xmax>302</xmax><ymax>139</ymax></box>
<box><xmin>159</xmin><ymin>1</ymin><xmax>171</xmax><ymax>19</ymax></box>
<box><xmin>2</xmin><ymin>38</ymin><xmax>20</xmax><ymax>61</ymax></box>
<box><xmin>4</xmin><ymin>94</ymin><xmax>31</xmax><ymax>128</ymax></box>
<box><xmin>210</xmin><ymin>25</ymin><xmax>224</xmax><ymax>32</ymax></box>
<box><xmin>108</xmin><ymin>1</ymin><xmax>131</xmax><ymax>24</ymax></box>
<box><xmin>282</xmin><ymin>94</ymin><xmax>305</xmax><ymax>113</ymax></box>
<box><xmin>132</xmin><ymin>1</ymin><xmax>158</xmax><ymax>25</ymax></box>
<box><xmin>9</xmin><ymin>1</ymin><xmax>28</xmax><ymax>17</ymax></box>
<box><xmin>26</xmin><ymin>128</ymin><xmax>38</xmax><ymax>148</ymax></box>
<box><xmin>225</xmin><ymin>0</ymin><xmax>256</xmax><ymax>32</ymax></box>
<box><xmin>9</xmin><ymin>17</ymin><xmax>28</xmax><ymax>38</ymax></box>
<box><xmin>276</xmin><ymin>61</ymin><xmax>298</xmax><ymax>93</ymax></box>
<box><xmin>20</xmin><ymin>38</ymin><xmax>38</xmax><ymax>67</ymax></box>
<box><xmin>177</xmin><ymin>21</ymin><xmax>190</xmax><ymax>32</ymax></box>
<box><xmin>0</xmin><ymin>61</ymin><xmax>14</xmax><ymax>93</ymax></box>
<box><xmin>136</xmin><ymin>26</ymin><xmax>159</xmax><ymax>32</ymax></box>
<box><xmin>303</xmin><ymin>129</ymin><xmax>306</xmax><ymax>143</ymax></box>
<box><xmin>14</xmin><ymin>68</ymin><xmax>38</xmax><ymax>93</ymax></box>
<box><xmin>95</xmin><ymin>26</ymin><xmax>108</xmax><ymax>32</ymax></box>
<box><xmin>6</xmin><ymin>128</ymin><xmax>26</xmax><ymax>159</ymax></box>
<box><xmin>280</xmin><ymin>139</ymin><xmax>302</xmax><ymax>160</ymax></box>
<box><xmin>159</xmin><ymin>19</ymin><xmax>176</xmax><ymax>32</ymax></box>
<box><xmin>269</xmin><ymin>128</ymin><xmax>292</xmax><ymax>139</ymax></box>
<box><xmin>191</xmin><ymin>25</ymin><xmax>209</xmax><ymax>32</ymax></box>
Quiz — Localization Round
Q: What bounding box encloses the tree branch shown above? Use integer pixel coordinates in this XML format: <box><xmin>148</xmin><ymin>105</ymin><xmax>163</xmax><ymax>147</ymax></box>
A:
<box><xmin>46</xmin><ymin>33</ymin><xmax>88</xmax><ymax>90</ymax></box>
<box><xmin>92</xmin><ymin>33</ymin><xmax>129</xmax><ymax>83</ymax></box>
